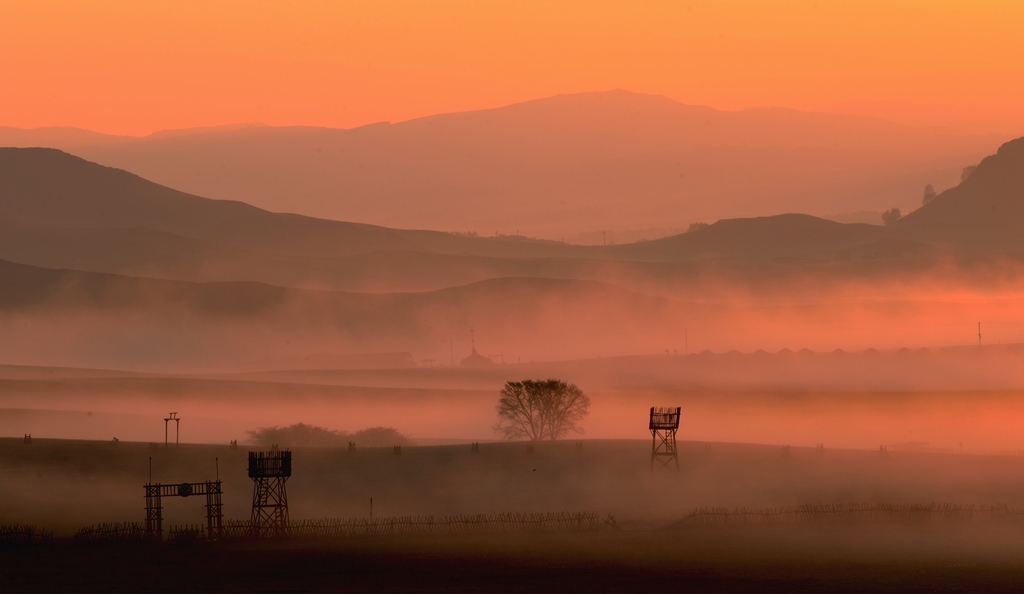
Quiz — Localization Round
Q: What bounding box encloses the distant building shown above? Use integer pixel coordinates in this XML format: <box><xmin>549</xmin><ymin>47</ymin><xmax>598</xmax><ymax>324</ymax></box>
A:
<box><xmin>460</xmin><ymin>330</ymin><xmax>494</xmax><ymax>368</ymax></box>
<box><xmin>460</xmin><ymin>346</ymin><xmax>494</xmax><ymax>368</ymax></box>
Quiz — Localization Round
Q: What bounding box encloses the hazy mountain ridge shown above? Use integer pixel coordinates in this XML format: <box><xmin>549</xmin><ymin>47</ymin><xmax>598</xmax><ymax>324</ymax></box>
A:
<box><xmin>0</xmin><ymin>148</ymin><xmax>578</xmax><ymax>260</ymax></box>
<box><xmin>1</xmin><ymin>136</ymin><xmax>1023</xmax><ymax>369</ymax></box>
<box><xmin>0</xmin><ymin>256</ymin><xmax>700</xmax><ymax>368</ymax></box>
<box><xmin>0</xmin><ymin>256</ymin><xmax>673</xmax><ymax>318</ymax></box>
<box><xmin>1</xmin><ymin>141</ymin><xmax>1023</xmax><ymax>296</ymax></box>
<box><xmin>606</xmin><ymin>214</ymin><xmax>885</xmax><ymax>262</ymax></box>
<box><xmin>0</xmin><ymin>126</ymin><xmax>130</xmax><ymax>147</ymax></box>
<box><xmin>2</xmin><ymin>252</ymin><xmax>1022</xmax><ymax>370</ymax></box>
<box><xmin>0</xmin><ymin>91</ymin><xmax>1000</xmax><ymax>238</ymax></box>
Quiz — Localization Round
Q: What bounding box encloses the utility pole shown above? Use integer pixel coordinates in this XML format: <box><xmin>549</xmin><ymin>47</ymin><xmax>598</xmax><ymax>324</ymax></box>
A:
<box><xmin>164</xmin><ymin>412</ymin><xmax>180</xmax><ymax>448</ymax></box>
<box><xmin>978</xmin><ymin>322</ymin><xmax>982</xmax><ymax>346</ymax></box>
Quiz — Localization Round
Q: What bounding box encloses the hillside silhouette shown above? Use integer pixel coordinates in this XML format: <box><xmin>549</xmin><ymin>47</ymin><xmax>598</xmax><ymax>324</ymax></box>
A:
<box><xmin>2</xmin><ymin>141</ymin><xmax>1024</xmax><ymax>295</ymax></box>
<box><xmin>893</xmin><ymin>137</ymin><xmax>1024</xmax><ymax>249</ymax></box>
<box><xmin>0</xmin><ymin>148</ymin><xmax>576</xmax><ymax>260</ymax></box>
<box><xmin>607</xmin><ymin>214</ymin><xmax>885</xmax><ymax>262</ymax></box>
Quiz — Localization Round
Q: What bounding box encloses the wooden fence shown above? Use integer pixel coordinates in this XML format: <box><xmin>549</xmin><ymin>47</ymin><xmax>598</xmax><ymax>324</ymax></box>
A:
<box><xmin>73</xmin><ymin>511</ymin><xmax>599</xmax><ymax>544</ymax></box>
<box><xmin>222</xmin><ymin>511</ymin><xmax>600</xmax><ymax>539</ymax></box>
<box><xmin>74</xmin><ymin>522</ymin><xmax>147</xmax><ymax>545</ymax></box>
<box><xmin>167</xmin><ymin>524</ymin><xmax>207</xmax><ymax>544</ymax></box>
<box><xmin>673</xmin><ymin>503</ymin><xmax>1024</xmax><ymax>527</ymax></box>
<box><xmin>0</xmin><ymin>525</ymin><xmax>53</xmax><ymax>547</ymax></box>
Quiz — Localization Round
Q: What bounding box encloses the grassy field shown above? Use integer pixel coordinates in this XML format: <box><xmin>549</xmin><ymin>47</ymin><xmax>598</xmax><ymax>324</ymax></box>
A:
<box><xmin>5</xmin><ymin>437</ymin><xmax>1024</xmax><ymax>533</ymax></box>
<box><xmin>5</xmin><ymin>356</ymin><xmax>1024</xmax><ymax>593</ymax></box>
<box><xmin>7</xmin><ymin>374</ymin><xmax>1024</xmax><ymax>454</ymax></box>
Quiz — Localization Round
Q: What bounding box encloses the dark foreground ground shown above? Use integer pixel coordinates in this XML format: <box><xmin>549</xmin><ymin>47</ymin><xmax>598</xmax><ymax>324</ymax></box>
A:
<box><xmin>5</xmin><ymin>438</ymin><xmax>1024</xmax><ymax>592</ymax></box>
<box><xmin>5</xmin><ymin>524</ymin><xmax>1024</xmax><ymax>593</ymax></box>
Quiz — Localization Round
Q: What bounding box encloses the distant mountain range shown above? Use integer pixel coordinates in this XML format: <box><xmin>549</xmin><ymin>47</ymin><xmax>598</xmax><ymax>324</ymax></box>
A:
<box><xmin>0</xmin><ymin>133</ymin><xmax>1022</xmax><ymax>369</ymax></box>
<box><xmin>0</xmin><ymin>90</ymin><xmax>1003</xmax><ymax>239</ymax></box>
<box><xmin>2</xmin><ymin>139</ymin><xmax>1024</xmax><ymax>291</ymax></box>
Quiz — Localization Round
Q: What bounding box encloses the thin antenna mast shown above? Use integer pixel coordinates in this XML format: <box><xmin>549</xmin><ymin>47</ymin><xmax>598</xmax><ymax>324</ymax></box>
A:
<box><xmin>978</xmin><ymin>321</ymin><xmax>981</xmax><ymax>346</ymax></box>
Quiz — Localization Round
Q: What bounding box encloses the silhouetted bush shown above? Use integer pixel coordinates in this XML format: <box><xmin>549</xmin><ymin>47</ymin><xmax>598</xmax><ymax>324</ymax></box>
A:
<box><xmin>249</xmin><ymin>423</ymin><xmax>348</xmax><ymax>447</ymax></box>
<box><xmin>248</xmin><ymin>423</ymin><xmax>412</xmax><ymax>448</ymax></box>
<box><xmin>351</xmin><ymin>426</ymin><xmax>413</xmax><ymax>447</ymax></box>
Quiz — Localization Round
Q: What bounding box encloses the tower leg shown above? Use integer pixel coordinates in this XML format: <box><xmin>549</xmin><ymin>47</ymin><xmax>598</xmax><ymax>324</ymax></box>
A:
<box><xmin>251</xmin><ymin>476</ymin><xmax>289</xmax><ymax>537</ymax></box>
<box><xmin>650</xmin><ymin>430</ymin><xmax>657</xmax><ymax>473</ymax></box>
<box><xmin>206</xmin><ymin>481</ymin><xmax>223</xmax><ymax>540</ymax></box>
<box><xmin>650</xmin><ymin>428</ymin><xmax>680</xmax><ymax>474</ymax></box>
<box><xmin>145</xmin><ymin>485</ymin><xmax>163</xmax><ymax>541</ymax></box>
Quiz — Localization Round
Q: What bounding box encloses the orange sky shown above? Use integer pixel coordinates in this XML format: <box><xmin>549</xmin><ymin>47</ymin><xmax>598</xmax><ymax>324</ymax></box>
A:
<box><xmin>2</xmin><ymin>0</ymin><xmax>1022</xmax><ymax>136</ymax></box>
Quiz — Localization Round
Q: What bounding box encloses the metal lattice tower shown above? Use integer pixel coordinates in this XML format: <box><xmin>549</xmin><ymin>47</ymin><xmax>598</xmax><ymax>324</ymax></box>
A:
<box><xmin>248</xmin><ymin>447</ymin><xmax>291</xmax><ymax>537</ymax></box>
<box><xmin>649</xmin><ymin>407</ymin><xmax>681</xmax><ymax>473</ymax></box>
<box><xmin>143</xmin><ymin>480</ymin><xmax>223</xmax><ymax>541</ymax></box>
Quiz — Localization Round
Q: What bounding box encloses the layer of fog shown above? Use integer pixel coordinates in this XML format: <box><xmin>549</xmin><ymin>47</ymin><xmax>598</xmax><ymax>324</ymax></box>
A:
<box><xmin>5</xmin><ymin>439</ymin><xmax>1024</xmax><ymax>541</ymax></box>
<box><xmin>2</xmin><ymin>270</ymin><xmax>1024</xmax><ymax>371</ymax></box>
<box><xmin>6</xmin><ymin>368</ymin><xmax>1024</xmax><ymax>455</ymax></box>
<box><xmin>3</xmin><ymin>257</ymin><xmax>1024</xmax><ymax>453</ymax></box>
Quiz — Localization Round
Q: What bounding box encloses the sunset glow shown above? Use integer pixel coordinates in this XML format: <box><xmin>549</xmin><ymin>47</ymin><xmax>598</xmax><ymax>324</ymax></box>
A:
<box><xmin>6</xmin><ymin>3</ymin><xmax>1024</xmax><ymax>590</ymax></box>
<box><xmin>2</xmin><ymin>0</ymin><xmax>1023</xmax><ymax>135</ymax></box>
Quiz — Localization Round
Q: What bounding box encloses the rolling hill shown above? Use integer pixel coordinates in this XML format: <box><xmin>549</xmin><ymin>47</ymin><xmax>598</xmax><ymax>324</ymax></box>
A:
<box><xmin>893</xmin><ymin>137</ymin><xmax>1024</xmax><ymax>250</ymax></box>
<box><xmin>2</xmin><ymin>140</ymin><xmax>1024</xmax><ymax>297</ymax></box>
<box><xmin>0</xmin><ymin>257</ymin><xmax>694</xmax><ymax>369</ymax></box>
<box><xmin>0</xmin><ymin>147</ymin><xmax>578</xmax><ymax>260</ymax></box>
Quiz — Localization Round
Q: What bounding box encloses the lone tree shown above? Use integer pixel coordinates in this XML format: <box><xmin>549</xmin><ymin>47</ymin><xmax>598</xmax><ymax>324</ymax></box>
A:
<box><xmin>494</xmin><ymin>379</ymin><xmax>590</xmax><ymax>441</ymax></box>
<box><xmin>922</xmin><ymin>184</ymin><xmax>937</xmax><ymax>205</ymax></box>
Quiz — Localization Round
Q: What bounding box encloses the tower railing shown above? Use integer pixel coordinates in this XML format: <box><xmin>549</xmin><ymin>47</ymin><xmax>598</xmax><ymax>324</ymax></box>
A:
<box><xmin>649</xmin><ymin>407</ymin><xmax>680</xmax><ymax>430</ymax></box>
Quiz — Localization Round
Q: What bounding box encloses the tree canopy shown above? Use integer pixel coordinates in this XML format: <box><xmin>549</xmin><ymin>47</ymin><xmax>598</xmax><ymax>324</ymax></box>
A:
<box><xmin>881</xmin><ymin>207</ymin><xmax>902</xmax><ymax>226</ymax></box>
<box><xmin>922</xmin><ymin>184</ymin><xmax>937</xmax><ymax>206</ymax></box>
<box><xmin>248</xmin><ymin>423</ymin><xmax>411</xmax><ymax>448</ymax></box>
<box><xmin>494</xmin><ymin>379</ymin><xmax>590</xmax><ymax>441</ymax></box>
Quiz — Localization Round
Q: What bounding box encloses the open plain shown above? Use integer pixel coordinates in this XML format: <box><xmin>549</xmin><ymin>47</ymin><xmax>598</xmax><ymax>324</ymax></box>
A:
<box><xmin>6</xmin><ymin>434</ymin><xmax>1024</xmax><ymax>592</ymax></box>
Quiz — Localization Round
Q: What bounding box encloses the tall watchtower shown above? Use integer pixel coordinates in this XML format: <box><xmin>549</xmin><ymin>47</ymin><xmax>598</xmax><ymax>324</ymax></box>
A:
<box><xmin>649</xmin><ymin>407</ymin><xmax>681</xmax><ymax>473</ymax></box>
<box><xmin>248</xmin><ymin>447</ymin><xmax>291</xmax><ymax>537</ymax></box>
